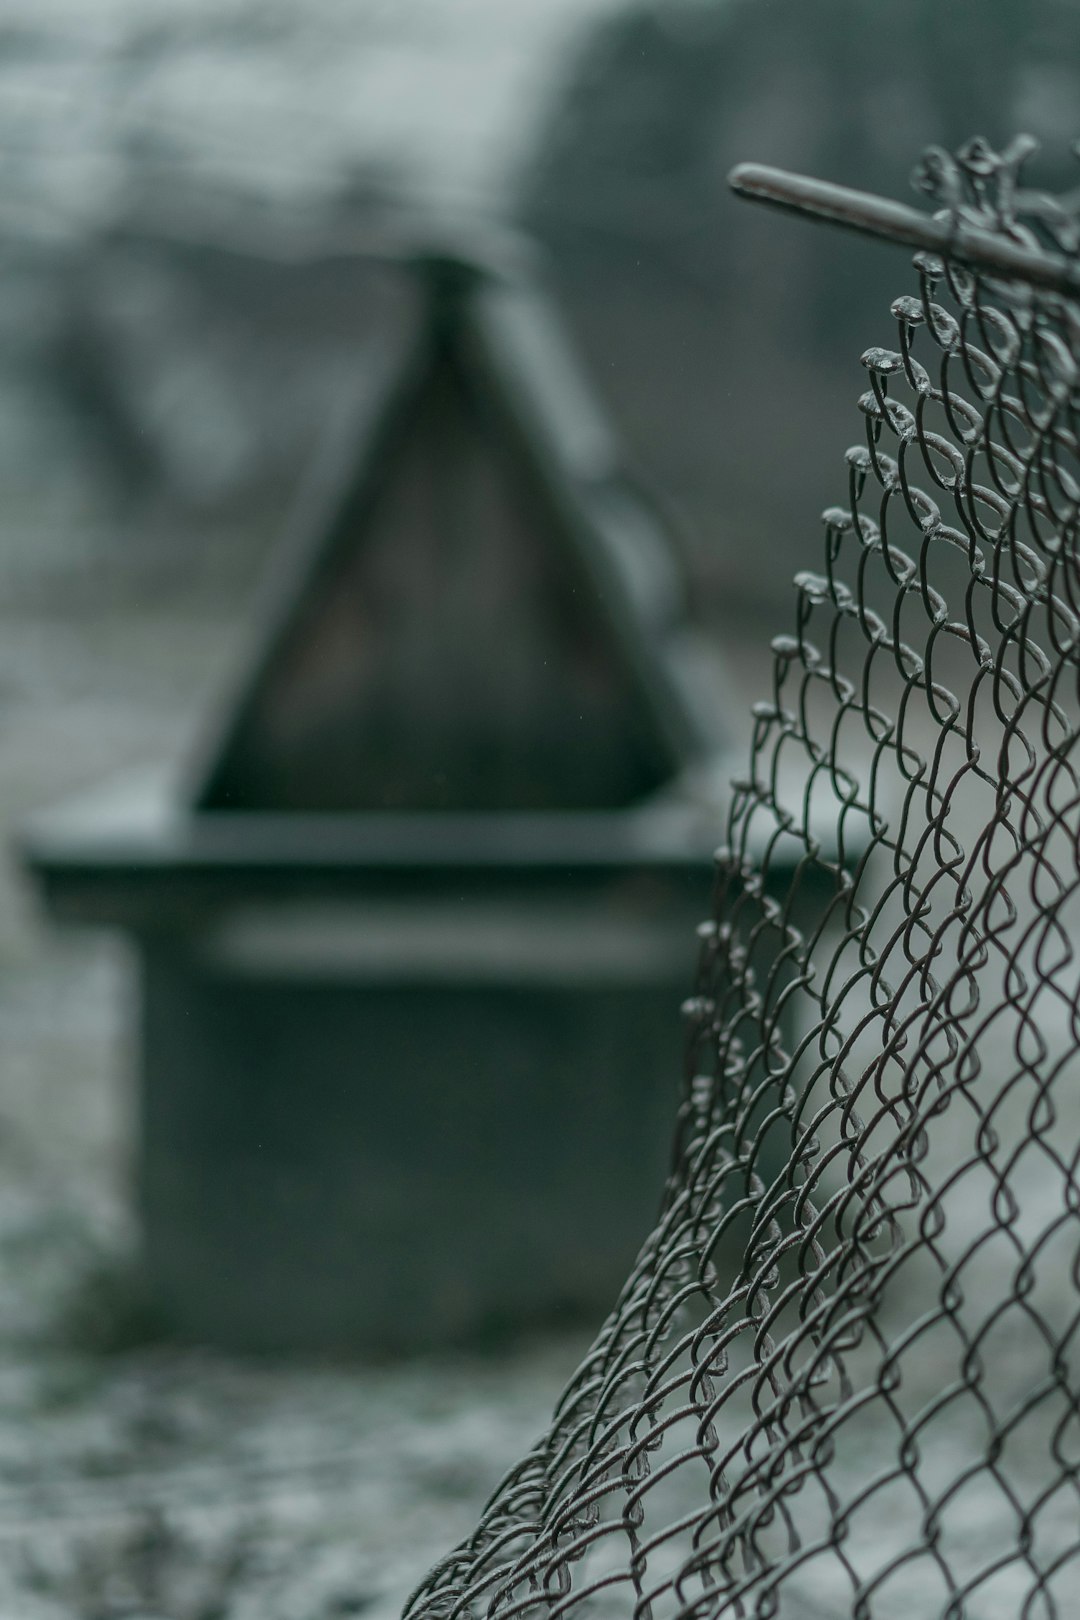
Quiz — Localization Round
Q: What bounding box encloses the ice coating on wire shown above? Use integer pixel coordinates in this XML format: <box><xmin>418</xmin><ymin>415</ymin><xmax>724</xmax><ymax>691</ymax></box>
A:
<box><xmin>405</xmin><ymin>139</ymin><xmax>1080</xmax><ymax>1620</ymax></box>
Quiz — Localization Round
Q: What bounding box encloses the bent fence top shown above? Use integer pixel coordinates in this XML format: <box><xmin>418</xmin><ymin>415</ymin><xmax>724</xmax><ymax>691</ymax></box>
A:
<box><xmin>404</xmin><ymin>136</ymin><xmax>1080</xmax><ymax>1620</ymax></box>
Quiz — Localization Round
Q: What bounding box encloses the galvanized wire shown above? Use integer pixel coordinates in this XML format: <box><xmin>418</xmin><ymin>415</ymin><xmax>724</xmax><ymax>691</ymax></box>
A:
<box><xmin>404</xmin><ymin>138</ymin><xmax>1080</xmax><ymax>1620</ymax></box>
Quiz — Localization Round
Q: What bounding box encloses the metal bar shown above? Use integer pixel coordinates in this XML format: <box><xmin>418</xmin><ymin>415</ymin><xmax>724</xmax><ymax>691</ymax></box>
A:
<box><xmin>729</xmin><ymin>161</ymin><xmax>1080</xmax><ymax>297</ymax></box>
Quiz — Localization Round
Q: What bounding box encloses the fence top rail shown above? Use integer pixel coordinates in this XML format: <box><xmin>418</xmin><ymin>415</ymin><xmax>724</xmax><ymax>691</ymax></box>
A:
<box><xmin>729</xmin><ymin>153</ymin><xmax>1080</xmax><ymax>298</ymax></box>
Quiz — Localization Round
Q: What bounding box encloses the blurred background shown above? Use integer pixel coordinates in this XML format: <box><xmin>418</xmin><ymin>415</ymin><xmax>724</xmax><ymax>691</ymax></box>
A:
<box><xmin>1</xmin><ymin>0</ymin><xmax>1079</xmax><ymax>1615</ymax></box>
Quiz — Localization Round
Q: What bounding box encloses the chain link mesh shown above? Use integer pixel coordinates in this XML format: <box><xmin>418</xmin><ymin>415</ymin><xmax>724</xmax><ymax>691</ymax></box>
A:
<box><xmin>404</xmin><ymin>138</ymin><xmax>1080</xmax><ymax>1620</ymax></box>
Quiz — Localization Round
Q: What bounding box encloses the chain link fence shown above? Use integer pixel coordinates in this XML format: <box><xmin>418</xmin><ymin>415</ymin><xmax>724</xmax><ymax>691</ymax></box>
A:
<box><xmin>404</xmin><ymin>136</ymin><xmax>1080</xmax><ymax>1620</ymax></box>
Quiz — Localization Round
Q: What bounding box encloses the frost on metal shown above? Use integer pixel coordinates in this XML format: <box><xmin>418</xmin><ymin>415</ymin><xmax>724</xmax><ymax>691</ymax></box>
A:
<box><xmin>404</xmin><ymin>139</ymin><xmax>1080</xmax><ymax>1620</ymax></box>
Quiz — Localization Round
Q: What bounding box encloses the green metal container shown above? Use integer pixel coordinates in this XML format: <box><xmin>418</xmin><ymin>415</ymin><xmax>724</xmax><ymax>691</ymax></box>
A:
<box><xmin>24</xmin><ymin>243</ymin><xmax>755</xmax><ymax>1353</ymax></box>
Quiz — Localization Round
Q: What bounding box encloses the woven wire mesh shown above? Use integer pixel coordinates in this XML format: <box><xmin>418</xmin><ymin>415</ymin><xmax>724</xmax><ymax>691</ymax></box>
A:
<box><xmin>404</xmin><ymin>139</ymin><xmax>1080</xmax><ymax>1620</ymax></box>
